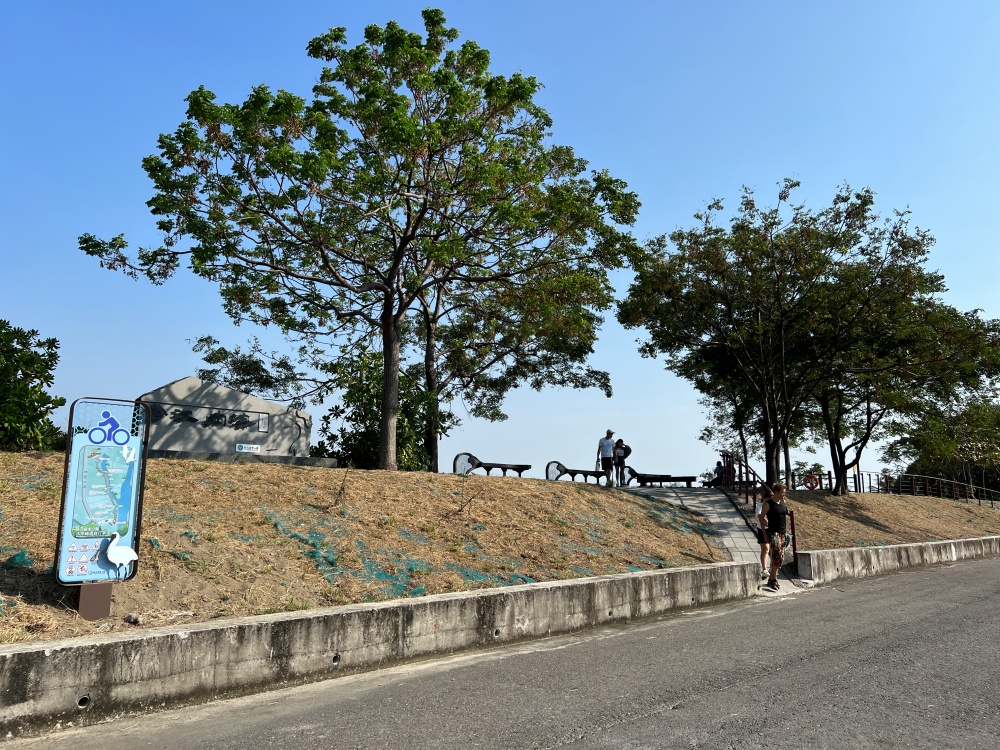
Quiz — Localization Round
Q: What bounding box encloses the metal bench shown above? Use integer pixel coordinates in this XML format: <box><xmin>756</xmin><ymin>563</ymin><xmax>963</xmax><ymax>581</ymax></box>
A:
<box><xmin>453</xmin><ymin>452</ymin><xmax>531</xmax><ymax>477</ymax></box>
<box><xmin>545</xmin><ymin>461</ymin><xmax>609</xmax><ymax>484</ymax></box>
<box><xmin>626</xmin><ymin>467</ymin><xmax>698</xmax><ymax>487</ymax></box>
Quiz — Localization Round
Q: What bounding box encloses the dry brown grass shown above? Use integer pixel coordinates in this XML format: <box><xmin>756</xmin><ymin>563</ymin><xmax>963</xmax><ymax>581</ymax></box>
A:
<box><xmin>5</xmin><ymin>452</ymin><xmax>1000</xmax><ymax>645</ymax></box>
<box><xmin>786</xmin><ymin>488</ymin><xmax>1000</xmax><ymax>549</ymax></box>
<box><xmin>0</xmin><ymin>452</ymin><xmax>725</xmax><ymax>643</ymax></box>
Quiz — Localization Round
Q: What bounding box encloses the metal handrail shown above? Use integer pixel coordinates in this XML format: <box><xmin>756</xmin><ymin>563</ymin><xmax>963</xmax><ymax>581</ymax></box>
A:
<box><xmin>784</xmin><ymin>468</ymin><xmax>999</xmax><ymax>509</ymax></box>
<box><xmin>852</xmin><ymin>471</ymin><xmax>1000</xmax><ymax>509</ymax></box>
<box><xmin>720</xmin><ymin>451</ymin><xmax>798</xmax><ymax>566</ymax></box>
<box><xmin>720</xmin><ymin>451</ymin><xmax>767</xmax><ymax>505</ymax></box>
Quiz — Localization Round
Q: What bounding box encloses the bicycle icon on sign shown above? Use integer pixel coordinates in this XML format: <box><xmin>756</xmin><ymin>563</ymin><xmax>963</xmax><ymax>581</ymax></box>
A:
<box><xmin>88</xmin><ymin>411</ymin><xmax>130</xmax><ymax>446</ymax></box>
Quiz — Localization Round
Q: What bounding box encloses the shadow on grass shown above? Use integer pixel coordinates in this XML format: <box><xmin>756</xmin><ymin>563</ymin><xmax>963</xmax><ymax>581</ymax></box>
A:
<box><xmin>0</xmin><ymin>556</ymin><xmax>76</xmax><ymax>612</ymax></box>
<box><xmin>617</xmin><ymin>491</ymin><xmax>721</xmax><ymax>564</ymax></box>
<box><xmin>790</xmin><ymin>491</ymin><xmax>894</xmax><ymax>535</ymax></box>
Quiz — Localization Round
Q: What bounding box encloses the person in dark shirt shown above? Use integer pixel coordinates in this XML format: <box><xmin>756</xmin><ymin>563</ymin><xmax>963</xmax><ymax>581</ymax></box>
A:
<box><xmin>709</xmin><ymin>460</ymin><xmax>726</xmax><ymax>487</ymax></box>
<box><xmin>759</xmin><ymin>483</ymin><xmax>789</xmax><ymax>591</ymax></box>
<box><xmin>754</xmin><ymin>483</ymin><xmax>774</xmax><ymax>580</ymax></box>
<box><xmin>613</xmin><ymin>439</ymin><xmax>632</xmax><ymax>487</ymax></box>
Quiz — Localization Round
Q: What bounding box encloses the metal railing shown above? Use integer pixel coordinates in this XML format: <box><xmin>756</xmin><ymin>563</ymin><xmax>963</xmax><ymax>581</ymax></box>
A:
<box><xmin>784</xmin><ymin>468</ymin><xmax>1000</xmax><ymax>509</ymax></box>
<box><xmin>854</xmin><ymin>471</ymin><xmax>1000</xmax><ymax>509</ymax></box>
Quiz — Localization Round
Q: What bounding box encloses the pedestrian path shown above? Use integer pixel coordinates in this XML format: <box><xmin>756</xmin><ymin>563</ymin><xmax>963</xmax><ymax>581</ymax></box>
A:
<box><xmin>625</xmin><ymin>486</ymin><xmax>798</xmax><ymax>594</ymax></box>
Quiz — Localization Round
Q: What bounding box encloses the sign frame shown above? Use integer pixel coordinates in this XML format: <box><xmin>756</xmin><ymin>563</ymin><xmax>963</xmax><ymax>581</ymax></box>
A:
<box><xmin>53</xmin><ymin>397</ymin><xmax>151</xmax><ymax>586</ymax></box>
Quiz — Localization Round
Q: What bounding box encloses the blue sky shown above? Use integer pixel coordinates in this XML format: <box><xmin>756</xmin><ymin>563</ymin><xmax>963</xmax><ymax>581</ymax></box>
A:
<box><xmin>3</xmin><ymin>1</ymin><xmax>999</xmax><ymax>478</ymax></box>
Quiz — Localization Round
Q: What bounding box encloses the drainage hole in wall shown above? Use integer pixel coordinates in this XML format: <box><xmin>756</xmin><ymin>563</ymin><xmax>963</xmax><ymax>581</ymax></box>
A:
<box><xmin>77</xmin><ymin>695</ymin><xmax>92</xmax><ymax>710</ymax></box>
<box><xmin>608</xmin><ymin>610</ymin><xmax>613</xmax><ymax>617</ymax></box>
<box><xmin>493</xmin><ymin>628</ymin><xmax>501</xmax><ymax>638</ymax></box>
<box><xmin>332</xmin><ymin>653</ymin><xmax>342</xmax><ymax>667</ymax></box>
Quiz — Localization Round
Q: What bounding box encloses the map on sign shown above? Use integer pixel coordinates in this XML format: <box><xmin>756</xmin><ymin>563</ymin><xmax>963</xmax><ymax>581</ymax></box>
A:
<box><xmin>71</xmin><ymin>444</ymin><xmax>136</xmax><ymax>538</ymax></box>
<box><xmin>55</xmin><ymin>398</ymin><xmax>149</xmax><ymax>586</ymax></box>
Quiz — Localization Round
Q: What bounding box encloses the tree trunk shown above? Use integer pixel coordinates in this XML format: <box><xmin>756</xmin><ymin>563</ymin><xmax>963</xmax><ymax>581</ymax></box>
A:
<box><xmin>378</xmin><ymin>313</ymin><xmax>401</xmax><ymax>471</ymax></box>
<box><xmin>762</xmin><ymin>429</ymin><xmax>781</xmax><ymax>484</ymax></box>
<box><xmin>738</xmin><ymin>425</ymin><xmax>749</xmax><ymax>470</ymax></box>
<box><xmin>761</xmin><ymin>389</ymin><xmax>779</xmax><ymax>483</ymax></box>
<box><xmin>423</xmin><ymin>323</ymin><xmax>440</xmax><ymax>473</ymax></box>
<box><xmin>819</xmin><ymin>391</ymin><xmax>849</xmax><ymax>495</ymax></box>
<box><xmin>782</xmin><ymin>437</ymin><xmax>792</xmax><ymax>487</ymax></box>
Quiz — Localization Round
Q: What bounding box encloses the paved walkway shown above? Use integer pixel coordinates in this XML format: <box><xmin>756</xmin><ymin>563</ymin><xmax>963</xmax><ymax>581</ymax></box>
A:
<box><xmin>625</xmin><ymin>486</ymin><xmax>799</xmax><ymax>593</ymax></box>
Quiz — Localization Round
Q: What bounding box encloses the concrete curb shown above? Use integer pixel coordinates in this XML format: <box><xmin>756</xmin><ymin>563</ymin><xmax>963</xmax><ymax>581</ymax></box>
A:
<box><xmin>0</xmin><ymin>561</ymin><xmax>758</xmax><ymax>738</ymax></box>
<box><xmin>797</xmin><ymin>535</ymin><xmax>1000</xmax><ymax>585</ymax></box>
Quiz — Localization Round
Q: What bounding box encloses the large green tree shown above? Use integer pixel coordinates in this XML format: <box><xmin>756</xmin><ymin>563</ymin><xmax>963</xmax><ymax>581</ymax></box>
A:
<box><xmin>81</xmin><ymin>9</ymin><xmax>638</xmax><ymax>470</ymax></box>
<box><xmin>0</xmin><ymin>320</ymin><xmax>66</xmax><ymax>451</ymax></box>
<box><xmin>619</xmin><ymin>181</ymin><xmax>847</xmax><ymax>482</ymax></box>
<box><xmin>619</xmin><ymin>181</ymin><xmax>997</xmax><ymax>492</ymax></box>
<box><xmin>792</xmin><ymin>196</ymin><xmax>998</xmax><ymax>493</ymax></box>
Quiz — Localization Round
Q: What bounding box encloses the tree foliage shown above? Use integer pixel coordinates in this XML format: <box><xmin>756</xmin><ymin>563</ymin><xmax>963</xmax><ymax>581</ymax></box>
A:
<box><xmin>81</xmin><ymin>9</ymin><xmax>638</xmax><ymax>470</ymax></box>
<box><xmin>883</xmin><ymin>394</ymin><xmax>1000</xmax><ymax>489</ymax></box>
<box><xmin>619</xmin><ymin>181</ymin><xmax>998</xmax><ymax>492</ymax></box>
<box><xmin>0</xmin><ymin>320</ymin><xmax>66</xmax><ymax>451</ymax></box>
<box><xmin>308</xmin><ymin>351</ymin><xmax>457</xmax><ymax>470</ymax></box>
<box><xmin>192</xmin><ymin>336</ymin><xmax>456</xmax><ymax>470</ymax></box>
<box><xmin>192</xmin><ymin>335</ymin><xmax>304</xmax><ymax>405</ymax></box>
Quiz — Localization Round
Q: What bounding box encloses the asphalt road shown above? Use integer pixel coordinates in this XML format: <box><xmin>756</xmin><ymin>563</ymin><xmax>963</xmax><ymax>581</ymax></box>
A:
<box><xmin>10</xmin><ymin>558</ymin><xmax>1000</xmax><ymax>749</ymax></box>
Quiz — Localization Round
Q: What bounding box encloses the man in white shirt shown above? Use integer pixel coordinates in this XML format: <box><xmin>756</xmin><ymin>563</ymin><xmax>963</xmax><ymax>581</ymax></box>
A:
<box><xmin>597</xmin><ymin>429</ymin><xmax>616</xmax><ymax>487</ymax></box>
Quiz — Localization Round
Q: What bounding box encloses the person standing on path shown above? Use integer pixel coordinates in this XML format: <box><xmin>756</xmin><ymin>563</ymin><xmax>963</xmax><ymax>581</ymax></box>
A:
<box><xmin>709</xmin><ymin>461</ymin><xmax>726</xmax><ymax>487</ymax></box>
<box><xmin>613</xmin><ymin>438</ymin><xmax>632</xmax><ymax>487</ymax></box>
<box><xmin>755</xmin><ymin>483</ymin><xmax>774</xmax><ymax>580</ymax></box>
<box><xmin>597</xmin><ymin>429</ymin><xmax>616</xmax><ymax>487</ymax></box>
<box><xmin>760</xmin><ymin>483</ymin><xmax>789</xmax><ymax>591</ymax></box>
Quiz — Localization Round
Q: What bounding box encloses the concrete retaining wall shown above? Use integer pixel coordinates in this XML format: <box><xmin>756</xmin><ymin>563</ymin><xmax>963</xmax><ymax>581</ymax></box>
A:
<box><xmin>0</xmin><ymin>561</ymin><xmax>758</xmax><ymax>737</ymax></box>
<box><xmin>797</xmin><ymin>535</ymin><xmax>1000</xmax><ymax>585</ymax></box>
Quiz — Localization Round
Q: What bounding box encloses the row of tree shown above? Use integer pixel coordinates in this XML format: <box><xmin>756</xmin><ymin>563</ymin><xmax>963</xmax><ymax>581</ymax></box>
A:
<box><xmin>618</xmin><ymin>181</ymin><xmax>1000</xmax><ymax>494</ymax></box>
<box><xmin>885</xmin><ymin>395</ymin><xmax>1000</xmax><ymax>491</ymax></box>
<box><xmin>74</xmin><ymin>10</ymin><xmax>1000</xmax><ymax>485</ymax></box>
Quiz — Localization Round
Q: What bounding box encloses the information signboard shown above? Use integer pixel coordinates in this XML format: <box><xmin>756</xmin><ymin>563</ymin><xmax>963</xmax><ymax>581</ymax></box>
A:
<box><xmin>54</xmin><ymin>398</ymin><xmax>150</xmax><ymax>586</ymax></box>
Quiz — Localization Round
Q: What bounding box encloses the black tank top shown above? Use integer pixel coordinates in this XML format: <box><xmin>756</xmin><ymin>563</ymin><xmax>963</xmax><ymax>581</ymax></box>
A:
<box><xmin>765</xmin><ymin>500</ymin><xmax>788</xmax><ymax>534</ymax></box>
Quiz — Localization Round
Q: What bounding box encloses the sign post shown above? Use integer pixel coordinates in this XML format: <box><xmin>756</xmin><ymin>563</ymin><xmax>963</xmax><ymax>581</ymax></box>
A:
<box><xmin>54</xmin><ymin>398</ymin><xmax>150</xmax><ymax>620</ymax></box>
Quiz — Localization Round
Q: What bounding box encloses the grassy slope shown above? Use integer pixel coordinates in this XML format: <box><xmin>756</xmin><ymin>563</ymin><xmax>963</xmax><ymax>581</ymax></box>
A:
<box><xmin>0</xmin><ymin>452</ymin><xmax>724</xmax><ymax>643</ymax></box>
<box><xmin>3</xmin><ymin>453</ymin><xmax>1000</xmax><ymax>644</ymax></box>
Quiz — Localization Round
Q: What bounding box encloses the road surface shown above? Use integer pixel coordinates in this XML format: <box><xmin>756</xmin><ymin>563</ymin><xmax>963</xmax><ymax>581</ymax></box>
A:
<box><xmin>10</xmin><ymin>557</ymin><xmax>1000</xmax><ymax>749</ymax></box>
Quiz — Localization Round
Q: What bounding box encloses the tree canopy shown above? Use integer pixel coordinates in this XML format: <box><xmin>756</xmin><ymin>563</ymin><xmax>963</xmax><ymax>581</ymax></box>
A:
<box><xmin>0</xmin><ymin>320</ymin><xmax>66</xmax><ymax>452</ymax></box>
<box><xmin>81</xmin><ymin>9</ymin><xmax>638</xmax><ymax>470</ymax></box>
<box><xmin>883</xmin><ymin>394</ymin><xmax>1000</xmax><ymax>490</ymax></box>
<box><xmin>618</xmin><ymin>181</ymin><xmax>998</xmax><ymax>492</ymax></box>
